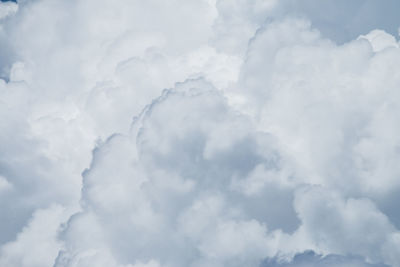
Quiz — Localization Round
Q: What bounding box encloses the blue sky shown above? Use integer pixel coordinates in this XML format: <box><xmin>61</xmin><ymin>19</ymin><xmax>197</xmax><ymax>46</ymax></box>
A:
<box><xmin>282</xmin><ymin>0</ymin><xmax>400</xmax><ymax>43</ymax></box>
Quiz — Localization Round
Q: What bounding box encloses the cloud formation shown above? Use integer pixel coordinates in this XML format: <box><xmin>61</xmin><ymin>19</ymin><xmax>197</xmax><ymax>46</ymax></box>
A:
<box><xmin>1</xmin><ymin>1</ymin><xmax>400</xmax><ymax>267</ymax></box>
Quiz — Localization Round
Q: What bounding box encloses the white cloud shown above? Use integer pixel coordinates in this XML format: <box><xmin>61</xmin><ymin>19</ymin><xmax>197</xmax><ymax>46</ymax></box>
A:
<box><xmin>0</xmin><ymin>175</ymin><xmax>12</xmax><ymax>192</ymax></box>
<box><xmin>293</xmin><ymin>186</ymin><xmax>399</xmax><ymax>264</ymax></box>
<box><xmin>0</xmin><ymin>2</ymin><xmax>17</xmax><ymax>20</ymax></box>
<box><xmin>0</xmin><ymin>205</ymin><xmax>72</xmax><ymax>267</ymax></box>
<box><xmin>1</xmin><ymin>1</ymin><xmax>400</xmax><ymax>267</ymax></box>
<box><xmin>358</xmin><ymin>30</ymin><xmax>399</xmax><ymax>52</ymax></box>
<box><xmin>54</xmin><ymin>80</ymin><xmax>290</xmax><ymax>267</ymax></box>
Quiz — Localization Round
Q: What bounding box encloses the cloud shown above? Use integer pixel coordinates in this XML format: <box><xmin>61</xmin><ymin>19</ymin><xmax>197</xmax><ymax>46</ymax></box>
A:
<box><xmin>54</xmin><ymin>79</ymin><xmax>293</xmax><ymax>267</ymax></box>
<box><xmin>0</xmin><ymin>205</ymin><xmax>72</xmax><ymax>267</ymax></box>
<box><xmin>0</xmin><ymin>0</ymin><xmax>238</xmax><ymax>249</ymax></box>
<box><xmin>1</xmin><ymin>1</ymin><xmax>400</xmax><ymax>267</ymax></box>
<box><xmin>0</xmin><ymin>1</ymin><xmax>17</xmax><ymax>20</ymax></box>
<box><xmin>237</xmin><ymin>17</ymin><xmax>400</xmax><ymax>198</ymax></box>
<box><xmin>293</xmin><ymin>186</ymin><xmax>400</xmax><ymax>264</ymax></box>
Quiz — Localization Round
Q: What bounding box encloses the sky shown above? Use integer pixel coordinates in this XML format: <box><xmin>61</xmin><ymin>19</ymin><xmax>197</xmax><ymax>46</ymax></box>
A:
<box><xmin>0</xmin><ymin>1</ymin><xmax>400</xmax><ymax>267</ymax></box>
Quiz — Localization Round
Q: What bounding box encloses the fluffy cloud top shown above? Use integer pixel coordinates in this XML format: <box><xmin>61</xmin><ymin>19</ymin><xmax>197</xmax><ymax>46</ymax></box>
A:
<box><xmin>1</xmin><ymin>1</ymin><xmax>400</xmax><ymax>267</ymax></box>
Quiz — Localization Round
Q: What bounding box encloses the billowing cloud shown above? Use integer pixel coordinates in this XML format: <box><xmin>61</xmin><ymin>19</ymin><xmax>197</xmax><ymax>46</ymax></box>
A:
<box><xmin>54</xmin><ymin>79</ymin><xmax>293</xmax><ymax>267</ymax></box>
<box><xmin>1</xmin><ymin>1</ymin><xmax>400</xmax><ymax>267</ymax></box>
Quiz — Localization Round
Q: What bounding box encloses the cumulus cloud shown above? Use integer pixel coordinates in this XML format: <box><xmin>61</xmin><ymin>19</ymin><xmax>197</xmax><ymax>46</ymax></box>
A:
<box><xmin>1</xmin><ymin>1</ymin><xmax>400</xmax><ymax>267</ymax></box>
<box><xmin>0</xmin><ymin>205</ymin><xmax>72</xmax><ymax>267</ymax></box>
<box><xmin>0</xmin><ymin>1</ymin><xmax>17</xmax><ymax>20</ymax></box>
<box><xmin>54</xmin><ymin>79</ymin><xmax>292</xmax><ymax>267</ymax></box>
